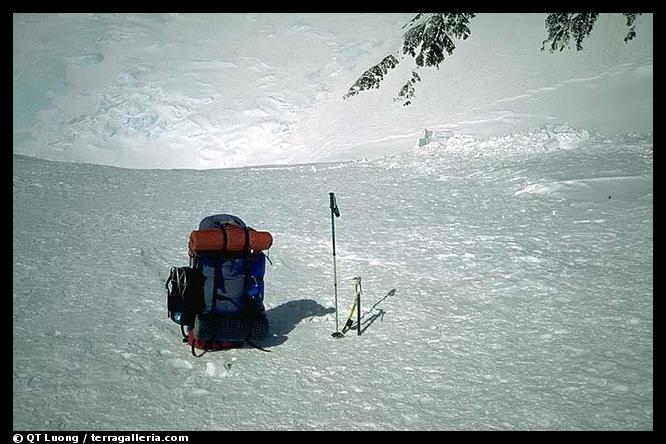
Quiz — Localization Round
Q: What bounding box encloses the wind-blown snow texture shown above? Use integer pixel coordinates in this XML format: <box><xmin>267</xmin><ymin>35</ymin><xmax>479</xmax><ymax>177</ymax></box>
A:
<box><xmin>14</xmin><ymin>127</ymin><xmax>652</xmax><ymax>430</ymax></box>
<box><xmin>14</xmin><ymin>13</ymin><xmax>652</xmax><ymax>431</ymax></box>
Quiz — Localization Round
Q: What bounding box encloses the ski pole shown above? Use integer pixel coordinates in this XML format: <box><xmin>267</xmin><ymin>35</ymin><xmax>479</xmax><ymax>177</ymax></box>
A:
<box><xmin>340</xmin><ymin>277</ymin><xmax>362</xmax><ymax>336</ymax></box>
<box><xmin>330</xmin><ymin>192</ymin><xmax>343</xmax><ymax>338</ymax></box>
<box><xmin>356</xmin><ymin>277</ymin><xmax>362</xmax><ymax>336</ymax></box>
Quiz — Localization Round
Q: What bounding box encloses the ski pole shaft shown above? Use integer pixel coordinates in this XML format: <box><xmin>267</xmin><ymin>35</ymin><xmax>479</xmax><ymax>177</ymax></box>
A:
<box><xmin>330</xmin><ymin>192</ymin><xmax>341</xmax><ymax>335</ymax></box>
<box><xmin>357</xmin><ymin>277</ymin><xmax>361</xmax><ymax>336</ymax></box>
<box><xmin>333</xmin><ymin>241</ymin><xmax>339</xmax><ymax>333</ymax></box>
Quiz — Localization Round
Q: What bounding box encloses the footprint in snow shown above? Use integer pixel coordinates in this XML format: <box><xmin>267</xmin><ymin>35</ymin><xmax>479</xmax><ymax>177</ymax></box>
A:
<box><xmin>72</xmin><ymin>53</ymin><xmax>105</xmax><ymax>67</ymax></box>
<box><xmin>169</xmin><ymin>358</ymin><xmax>193</xmax><ymax>370</ymax></box>
<box><xmin>205</xmin><ymin>362</ymin><xmax>233</xmax><ymax>377</ymax></box>
<box><xmin>184</xmin><ymin>388</ymin><xmax>210</xmax><ymax>399</ymax></box>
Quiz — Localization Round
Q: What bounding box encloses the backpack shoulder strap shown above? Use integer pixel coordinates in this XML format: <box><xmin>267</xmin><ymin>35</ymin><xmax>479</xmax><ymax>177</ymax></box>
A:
<box><xmin>245</xmin><ymin>339</ymin><xmax>271</xmax><ymax>352</ymax></box>
<box><xmin>191</xmin><ymin>342</ymin><xmax>207</xmax><ymax>357</ymax></box>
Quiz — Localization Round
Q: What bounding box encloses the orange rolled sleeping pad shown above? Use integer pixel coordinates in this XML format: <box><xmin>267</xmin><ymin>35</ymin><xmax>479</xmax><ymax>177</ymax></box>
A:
<box><xmin>189</xmin><ymin>225</ymin><xmax>273</xmax><ymax>254</ymax></box>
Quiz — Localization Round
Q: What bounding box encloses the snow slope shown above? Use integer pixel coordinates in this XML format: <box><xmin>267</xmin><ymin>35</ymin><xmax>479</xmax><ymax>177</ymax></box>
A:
<box><xmin>13</xmin><ymin>126</ymin><xmax>653</xmax><ymax>430</ymax></box>
<box><xmin>13</xmin><ymin>13</ymin><xmax>653</xmax><ymax>169</ymax></box>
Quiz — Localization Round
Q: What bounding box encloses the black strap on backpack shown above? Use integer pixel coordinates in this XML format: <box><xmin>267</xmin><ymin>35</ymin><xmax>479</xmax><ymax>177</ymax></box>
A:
<box><xmin>241</xmin><ymin>231</ymin><xmax>271</xmax><ymax>353</ymax></box>
<box><xmin>191</xmin><ymin>340</ymin><xmax>207</xmax><ymax>357</ymax></box>
<box><xmin>165</xmin><ymin>267</ymin><xmax>175</xmax><ymax>318</ymax></box>
<box><xmin>166</xmin><ymin>266</ymin><xmax>187</xmax><ymax>322</ymax></box>
<box><xmin>220</xmin><ymin>224</ymin><xmax>228</xmax><ymax>251</ymax></box>
<box><xmin>245</xmin><ymin>336</ymin><xmax>271</xmax><ymax>352</ymax></box>
<box><xmin>210</xmin><ymin>224</ymin><xmax>229</xmax><ymax>315</ymax></box>
<box><xmin>241</xmin><ymin>226</ymin><xmax>253</xmax><ymax>309</ymax></box>
<box><xmin>190</xmin><ymin>314</ymin><xmax>213</xmax><ymax>358</ymax></box>
<box><xmin>242</xmin><ymin>226</ymin><xmax>251</xmax><ymax>279</ymax></box>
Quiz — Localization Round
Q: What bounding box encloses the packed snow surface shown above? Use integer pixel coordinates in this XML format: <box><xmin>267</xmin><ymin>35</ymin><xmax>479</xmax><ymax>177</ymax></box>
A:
<box><xmin>13</xmin><ymin>127</ymin><xmax>652</xmax><ymax>430</ymax></box>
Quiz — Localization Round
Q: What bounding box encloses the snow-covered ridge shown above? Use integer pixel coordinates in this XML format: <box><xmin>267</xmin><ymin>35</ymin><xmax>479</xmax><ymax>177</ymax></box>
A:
<box><xmin>418</xmin><ymin>124</ymin><xmax>597</xmax><ymax>154</ymax></box>
<box><xmin>401</xmin><ymin>125</ymin><xmax>653</xmax><ymax>164</ymax></box>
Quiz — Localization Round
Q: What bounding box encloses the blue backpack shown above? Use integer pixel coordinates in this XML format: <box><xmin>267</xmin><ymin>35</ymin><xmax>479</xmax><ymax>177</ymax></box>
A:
<box><xmin>166</xmin><ymin>214</ymin><xmax>271</xmax><ymax>355</ymax></box>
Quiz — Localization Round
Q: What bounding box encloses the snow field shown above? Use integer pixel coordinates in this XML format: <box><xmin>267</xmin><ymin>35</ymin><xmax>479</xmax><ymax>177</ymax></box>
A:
<box><xmin>13</xmin><ymin>127</ymin><xmax>652</xmax><ymax>429</ymax></box>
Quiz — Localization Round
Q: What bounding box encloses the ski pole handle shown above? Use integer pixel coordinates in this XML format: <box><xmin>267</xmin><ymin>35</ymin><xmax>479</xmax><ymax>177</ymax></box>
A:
<box><xmin>330</xmin><ymin>192</ymin><xmax>340</xmax><ymax>217</ymax></box>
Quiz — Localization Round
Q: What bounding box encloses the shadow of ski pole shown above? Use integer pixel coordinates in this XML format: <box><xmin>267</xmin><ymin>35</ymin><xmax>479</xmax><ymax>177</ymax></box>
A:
<box><xmin>359</xmin><ymin>308</ymin><xmax>386</xmax><ymax>335</ymax></box>
<box><xmin>356</xmin><ymin>288</ymin><xmax>396</xmax><ymax>335</ymax></box>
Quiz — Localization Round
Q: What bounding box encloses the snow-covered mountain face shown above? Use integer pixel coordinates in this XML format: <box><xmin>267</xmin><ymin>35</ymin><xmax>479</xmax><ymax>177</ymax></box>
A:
<box><xmin>13</xmin><ymin>13</ymin><xmax>652</xmax><ymax>169</ymax></box>
<box><xmin>13</xmin><ymin>127</ymin><xmax>652</xmax><ymax>430</ymax></box>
